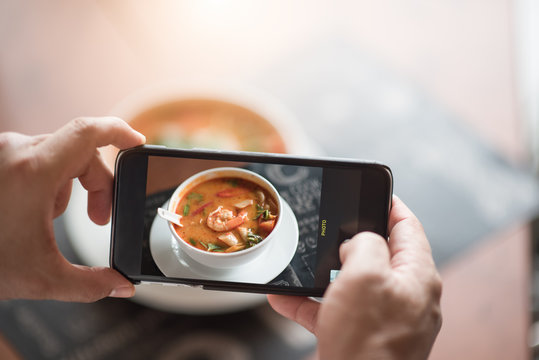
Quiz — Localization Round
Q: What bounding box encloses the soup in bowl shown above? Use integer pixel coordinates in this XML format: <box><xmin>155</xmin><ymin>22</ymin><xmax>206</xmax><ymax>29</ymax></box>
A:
<box><xmin>102</xmin><ymin>80</ymin><xmax>300</xmax><ymax>170</ymax></box>
<box><xmin>129</xmin><ymin>98</ymin><xmax>287</xmax><ymax>153</ymax></box>
<box><xmin>166</xmin><ymin>168</ymin><xmax>283</xmax><ymax>268</ymax></box>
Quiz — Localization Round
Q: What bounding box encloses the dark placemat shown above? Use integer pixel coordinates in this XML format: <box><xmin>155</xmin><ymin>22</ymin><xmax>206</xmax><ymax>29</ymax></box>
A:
<box><xmin>0</xmin><ymin>297</ymin><xmax>314</xmax><ymax>360</ymax></box>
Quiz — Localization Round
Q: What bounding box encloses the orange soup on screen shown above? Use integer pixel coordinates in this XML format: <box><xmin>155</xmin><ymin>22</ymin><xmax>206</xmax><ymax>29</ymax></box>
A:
<box><xmin>174</xmin><ymin>177</ymin><xmax>279</xmax><ymax>253</ymax></box>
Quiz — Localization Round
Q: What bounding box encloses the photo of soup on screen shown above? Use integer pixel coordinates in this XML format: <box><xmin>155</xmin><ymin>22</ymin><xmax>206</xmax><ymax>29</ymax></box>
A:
<box><xmin>141</xmin><ymin>156</ymin><xmax>334</xmax><ymax>289</ymax></box>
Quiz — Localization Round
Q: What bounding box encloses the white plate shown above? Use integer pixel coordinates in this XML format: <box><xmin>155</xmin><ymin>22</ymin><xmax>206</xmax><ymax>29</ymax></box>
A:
<box><xmin>150</xmin><ymin>200</ymin><xmax>298</xmax><ymax>283</ymax></box>
<box><xmin>64</xmin><ymin>180</ymin><xmax>267</xmax><ymax>314</ymax></box>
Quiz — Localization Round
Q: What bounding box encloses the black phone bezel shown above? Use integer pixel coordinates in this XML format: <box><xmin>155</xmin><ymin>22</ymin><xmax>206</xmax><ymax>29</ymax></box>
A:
<box><xmin>110</xmin><ymin>145</ymin><xmax>393</xmax><ymax>297</ymax></box>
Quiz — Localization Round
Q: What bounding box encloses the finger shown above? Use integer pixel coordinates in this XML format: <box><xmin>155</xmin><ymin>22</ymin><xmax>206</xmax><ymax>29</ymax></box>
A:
<box><xmin>78</xmin><ymin>150</ymin><xmax>113</xmax><ymax>225</ymax></box>
<box><xmin>388</xmin><ymin>194</ymin><xmax>420</xmax><ymax>233</ymax></box>
<box><xmin>267</xmin><ymin>295</ymin><xmax>320</xmax><ymax>334</ymax></box>
<box><xmin>38</xmin><ymin>117</ymin><xmax>145</xmax><ymax>178</ymax></box>
<box><xmin>54</xmin><ymin>261</ymin><xmax>135</xmax><ymax>302</ymax></box>
<box><xmin>0</xmin><ymin>132</ymin><xmax>37</xmax><ymax>152</ymax></box>
<box><xmin>87</xmin><ymin>189</ymin><xmax>112</xmax><ymax>225</ymax></box>
<box><xmin>339</xmin><ymin>232</ymin><xmax>391</xmax><ymax>276</ymax></box>
<box><xmin>31</xmin><ymin>134</ymin><xmax>50</xmax><ymax>145</ymax></box>
<box><xmin>53</xmin><ymin>179</ymin><xmax>73</xmax><ymax>218</ymax></box>
<box><xmin>387</xmin><ymin>195</ymin><xmax>435</xmax><ymax>270</ymax></box>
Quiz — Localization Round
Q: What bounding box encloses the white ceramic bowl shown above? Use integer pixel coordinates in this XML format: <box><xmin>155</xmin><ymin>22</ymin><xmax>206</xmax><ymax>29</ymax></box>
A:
<box><xmin>167</xmin><ymin>167</ymin><xmax>283</xmax><ymax>269</ymax></box>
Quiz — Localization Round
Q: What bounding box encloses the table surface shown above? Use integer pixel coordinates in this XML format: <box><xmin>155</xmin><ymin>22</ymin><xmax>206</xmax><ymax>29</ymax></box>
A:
<box><xmin>0</xmin><ymin>1</ymin><xmax>534</xmax><ymax>359</ymax></box>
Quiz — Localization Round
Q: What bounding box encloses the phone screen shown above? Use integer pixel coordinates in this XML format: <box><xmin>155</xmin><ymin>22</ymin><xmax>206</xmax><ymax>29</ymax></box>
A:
<box><xmin>111</xmin><ymin>147</ymin><xmax>392</xmax><ymax>296</ymax></box>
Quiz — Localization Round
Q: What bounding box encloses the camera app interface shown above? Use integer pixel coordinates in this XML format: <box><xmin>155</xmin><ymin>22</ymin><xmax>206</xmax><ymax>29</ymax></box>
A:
<box><xmin>140</xmin><ymin>156</ymin><xmax>362</xmax><ymax>289</ymax></box>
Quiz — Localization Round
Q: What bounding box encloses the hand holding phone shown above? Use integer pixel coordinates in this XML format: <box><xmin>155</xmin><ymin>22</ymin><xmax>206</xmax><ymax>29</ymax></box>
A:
<box><xmin>0</xmin><ymin>117</ymin><xmax>143</xmax><ymax>302</ymax></box>
<box><xmin>110</xmin><ymin>146</ymin><xmax>393</xmax><ymax>297</ymax></box>
<box><xmin>268</xmin><ymin>196</ymin><xmax>442</xmax><ymax>359</ymax></box>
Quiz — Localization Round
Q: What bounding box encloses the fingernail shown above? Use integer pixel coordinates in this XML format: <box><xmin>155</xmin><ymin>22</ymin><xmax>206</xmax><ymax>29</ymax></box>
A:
<box><xmin>343</xmin><ymin>238</ymin><xmax>351</xmax><ymax>244</ymax></box>
<box><xmin>109</xmin><ymin>285</ymin><xmax>135</xmax><ymax>298</ymax></box>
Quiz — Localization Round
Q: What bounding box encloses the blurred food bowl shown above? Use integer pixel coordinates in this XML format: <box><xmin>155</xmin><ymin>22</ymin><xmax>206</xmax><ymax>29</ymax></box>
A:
<box><xmin>102</xmin><ymin>80</ymin><xmax>313</xmax><ymax>165</ymax></box>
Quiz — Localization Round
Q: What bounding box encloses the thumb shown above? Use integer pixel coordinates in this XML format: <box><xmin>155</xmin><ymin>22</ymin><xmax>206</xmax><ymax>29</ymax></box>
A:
<box><xmin>267</xmin><ymin>295</ymin><xmax>320</xmax><ymax>334</ymax></box>
<box><xmin>54</xmin><ymin>263</ymin><xmax>135</xmax><ymax>302</ymax></box>
<box><xmin>339</xmin><ymin>232</ymin><xmax>391</xmax><ymax>276</ymax></box>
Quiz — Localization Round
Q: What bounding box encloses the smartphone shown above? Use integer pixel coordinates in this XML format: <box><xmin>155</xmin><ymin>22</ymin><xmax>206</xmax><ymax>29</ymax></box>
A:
<box><xmin>110</xmin><ymin>145</ymin><xmax>393</xmax><ymax>297</ymax></box>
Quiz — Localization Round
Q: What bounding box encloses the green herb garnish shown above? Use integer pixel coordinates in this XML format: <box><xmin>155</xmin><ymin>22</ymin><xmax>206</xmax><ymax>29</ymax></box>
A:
<box><xmin>189</xmin><ymin>238</ymin><xmax>197</xmax><ymax>246</ymax></box>
<box><xmin>226</xmin><ymin>179</ymin><xmax>239</xmax><ymax>187</ymax></box>
<box><xmin>207</xmin><ymin>243</ymin><xmax>224</xmax><ymax>252</ymax></box>
<box><xmin>247</xmin><ymin>233</ymin><xmax>263</xmax><ymax>248</ymax></box>
<box><xmin>183</xmin><ymin>204</ymin><xmax>190</xmax><ymax>216</ymax></box>
<box><xmin>255</xmin><ymin>204</ymin><xmax>266</xmax><ymax>219</ymax></box>
<box><xmin>255</xmin><ymin>204</ymin><xmax>271</xmax><ymax>220</ymax></box>
<box><xmin>199</xmin><ymin>241</ymin><xmax>209</xmax><ymax>249</ymax></box>
<box><xmin>187</xmin><ymin>192</ymin><xmax>204</xmax><ymax>202</ymax></box>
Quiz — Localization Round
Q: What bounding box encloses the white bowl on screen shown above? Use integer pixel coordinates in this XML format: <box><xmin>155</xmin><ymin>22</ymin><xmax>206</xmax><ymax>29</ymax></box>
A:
<box><xmin>166</xmin><ymin>167</ymin><xmax>283</xmax><ymax>269</ymax></box>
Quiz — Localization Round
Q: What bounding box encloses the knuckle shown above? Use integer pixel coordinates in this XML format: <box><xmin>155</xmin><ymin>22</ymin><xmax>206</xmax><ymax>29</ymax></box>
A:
<box><xmin>79</xmin><ymin>267</ymin><xmax>112</xmax><ymax>303</ymax></box>
<box><xmin>352</xmin><ymin>269</ymin><xmax>387</xmax><ymax>289</ymax></box>
<box><xmin>410</xmin><ymin>272</ymin><xmax>443</xmax><ymax>327</ymax></box>
<box><xmin>70</xmin><ymin>117</ymin><xmax>96</xmax><ymax>137</ymax></box>
<box><xmin>407</xmin><ymin>216</ymin><xmax>425</xmax><ymax>234</ymax></box>
<box><xmin>431</xmin><ymin>301</ymin><xmax>443</xmax><ymax>329</ymax></box>
<box><xmin>422</xmin><ymin>294</ymin><xmax>443</xmax><ymax>334</ymax></box>
<box><xmin>428</xmin><ymin>271</ymin><xmax>443</xmax><ymax>301</ymax></box>
<box><xmin>0</xmin><ymin>132</ymin><xmax>19</xmax><ymax>149</ymax></box>
<box><xmin>11</xmin><ymin>152</ymin><xmax>40</xmax><ymax>177</ymax></box>
<box><xmin>79</xmin><ymin>288</ymin><xmax>107</xmax><ymax>303</ymax></box>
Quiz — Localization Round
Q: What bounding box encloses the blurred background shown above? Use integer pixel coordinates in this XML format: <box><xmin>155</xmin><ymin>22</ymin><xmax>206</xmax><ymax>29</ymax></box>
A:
<box><xmin>1</xmin><ymin>1</ymin><xmax>539</xmax><ymax>359</ymax></box>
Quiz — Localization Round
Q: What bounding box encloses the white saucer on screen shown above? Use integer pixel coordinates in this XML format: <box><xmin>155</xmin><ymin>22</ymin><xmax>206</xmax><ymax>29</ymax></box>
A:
<box><xmin>150</xmin><ymin>200</ymin><xmax>298</xmax><ymax>283</ymax></box>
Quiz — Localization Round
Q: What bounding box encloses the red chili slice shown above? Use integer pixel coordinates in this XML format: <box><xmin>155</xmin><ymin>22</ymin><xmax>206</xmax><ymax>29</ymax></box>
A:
<box><xmin>191</xmin><ymin>202</ymin><xmax>213</xmax><ymax>216</ymax></box>
<box><xmin>216</xmin><ymin>188</ymin><xmax>247</xmax><ymax>198</ymax></box>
